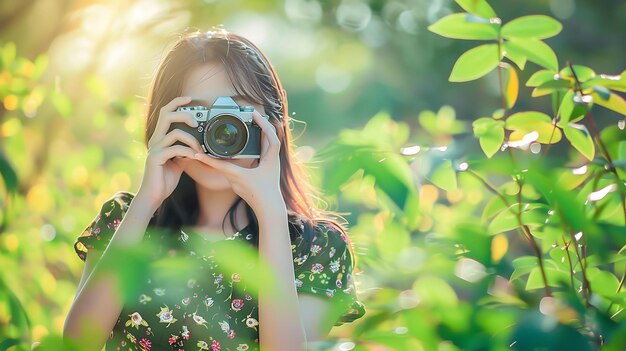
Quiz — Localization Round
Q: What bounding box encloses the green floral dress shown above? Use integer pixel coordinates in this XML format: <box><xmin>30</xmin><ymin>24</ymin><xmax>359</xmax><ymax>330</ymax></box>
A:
<box><xmin>74</xmin><ymin>191</ymin><xmax>366</xmax><ymax>351</ymax></box>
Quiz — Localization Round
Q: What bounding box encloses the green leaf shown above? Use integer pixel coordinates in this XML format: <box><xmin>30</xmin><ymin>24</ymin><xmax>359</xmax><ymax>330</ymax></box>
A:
<box><xmin>427</xmin><ymin>13</ymin><xmax>499</xmax><ymax>40</ymax></box>
<box><xmin>504</xmin><ymin>38</ymin><xmax>558</xmax><ymax>71</ymax></box>
<box><xmin>505</xmin><ymin>111</ymin><xmax>562</xmax><ymax>144</ymax></box>
<box><xmin>592</xmin><ymin>91</ymin><xmax>626</xmax><ymax>116</ymax></box>
<box><xmin>455</xmin><ymin>0</ymin><xmax>497</xmax><ymax>19</ymax></box>
<box><xmin>526</xmin><ymin>69</ymin><xmax>555</xmax><ymax>87</ymax></box>
<box><xmin>526</xmin><ymin>266</ymin><xmax>570</xmax><ymax>290</ymax></box>
<box><xmin>557</xmin><ymin>90</ymin><xmax>587</xmax><ymax>127</ymax></box>
<box><xmin>449</xmin><ymin>44</ymin><xmax>501</xmax><ymax>82</ymax></box>
<box><xmin>593</xmin><ymin>85</ymin><xmax>611</xmax><ymax>100</ymax></box>
<box><xmin>581</xmin><ymin>70</ymin><xmax>626</xmax><ymax>93</ymax></box>
<box><xmin>473</xmin><ymin>117</ymin><xmax>504</xmax><ymax>158</ymax></box>
<box><xmin>502</xmin><ymin>44</ymin><xmax>527</xmax><ymax>70</ymax></box>
<box><xmin>501</xmin><ymin>15</ymin><xmax>562</xmax><ymax>39</ymax></box>
<box><xmin>559</xmin><ymin>65</ymin><xmax>595</xmax><ymax>82</ymax></box>
<box><xmin>428</xmin><ymin>159</ymin><xmax>457</xmax><ymax>192</ymax></box>
<box><xmin>563</xmin><ymin>123</ymin><xmax>595</xmax><ymax>161</ymax></box>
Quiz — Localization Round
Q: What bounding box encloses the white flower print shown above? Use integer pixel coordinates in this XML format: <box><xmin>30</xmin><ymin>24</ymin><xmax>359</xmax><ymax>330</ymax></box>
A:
<box><xmin>156</xmin><ymin>305</ymin><xmax>177</xmax><ymax>327</ymax></box>
<box><xmin>218</xmin><ymin>320</ymin><xmax>230</xmax><ymax>333</ymax></box>
<box><xmin>125</xmin><ymin>312</ymin><xmax>149</xmax><ymax>329</ymax></box>
<box><xmin>153</xmin><ymin>288</ymin><xmax>166</xmax><ymax>296</ymax></box>
<box><xmin>329</xmin><ymin>258</ymin><xmax>340</xmax><ymax>273</ymax></box>
<box><xmin>204</xmin><ymin>297</ymin><xmax>214</xmax><ymax>308</ymax></box>
<box><xmin>329</xmin><ymin>246</ymin><xmax>336</xmax><ymax>258</ymax></box>
<box><xmin>138</xmin><ymin>294</ymin><xmax>152</xmax><ymax>304</ymax></box>
<box><xmin>192</xmin><ymin>312</ymin><xmax>209</xmax><ymax>329</ymax></box>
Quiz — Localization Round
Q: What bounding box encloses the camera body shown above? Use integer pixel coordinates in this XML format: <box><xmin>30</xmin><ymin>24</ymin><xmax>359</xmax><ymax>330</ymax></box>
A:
<box><xmin>168</xmin><ymin>96</ymin><xmax>262</xmax><ymax>159</ymax></box>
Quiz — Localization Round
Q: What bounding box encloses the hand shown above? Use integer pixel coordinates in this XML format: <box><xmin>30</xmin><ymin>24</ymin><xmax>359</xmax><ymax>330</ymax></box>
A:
<box><xmin>136</xmin><ymin>96</ymin><xmax>204</xmax><ymax>211</ymax></box>
<box><xmin>193</xmin><ymin>111</ymin><xmax>285</xmax><ymax>212</ymax></box>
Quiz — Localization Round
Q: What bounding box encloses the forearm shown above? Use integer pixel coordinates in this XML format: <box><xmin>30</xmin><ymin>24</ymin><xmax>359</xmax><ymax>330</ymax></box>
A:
<box><xmin>257</xmin><ymin>201</ymin><xmax>308</xmax><ymax>351</ymax></box>
<box><xmin>64</xmin><ymin>193</ymin><xmax>157</xmax><ymax>347</ymax></box>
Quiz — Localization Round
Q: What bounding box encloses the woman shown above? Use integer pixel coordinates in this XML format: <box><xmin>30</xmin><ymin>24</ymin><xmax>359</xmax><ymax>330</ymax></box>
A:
<box><xmin>63</xmin><ymin>28</ymin><xmax>366</xmax><ymax>351</ymax></box>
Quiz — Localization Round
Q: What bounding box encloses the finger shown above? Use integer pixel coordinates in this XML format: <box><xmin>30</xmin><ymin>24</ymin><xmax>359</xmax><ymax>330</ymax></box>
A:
<box><xmin>253</xmin><ymin>112</ymin><xmax>281</xmax><ymax>161</ymax></box>
<box><xmin>153</xmin><ymin>129</ymin><xmax>204</xmax><ymax>154</ymax></box>
<box><xmin>151</xmin><ymin>111</ymin><xmax>200</xmax><ymax>148</ymax></box>
<box><xmin>193</xmin><ymin>153</ymin><xmax>240</xmax><ymax>176</ymax></box>
<box><xmin>150</xmin><ymin>96</ymin><xmax>195</xmax><ymax>145</ymax></box>
<box><xmin>254</xmin><ymin>112</ymin><xmax>279</xmax><ymax>143</ymax></box>
<box><xmin>150</xmin><ymin>145</ymin><xmax>196</xmax><ymax>165</ymax></box>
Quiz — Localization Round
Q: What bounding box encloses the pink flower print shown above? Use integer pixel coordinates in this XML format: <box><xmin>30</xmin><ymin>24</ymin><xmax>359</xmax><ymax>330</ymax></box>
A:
<box><xmin>228</xmin><ymin>329</ymin><xmax>236</xmax><ymax>339</ymax></box>
<box><xmin>326</xmin><ymin>290</ymin><xmax>334</xmax><ymax>297</ymax></box>
<box><xmin>107</xmin><ymin>218</ymin><xmax>122</xmax><ymax>229</ymax></box>
<box><xmin>311</xmin><ymin>263</ymin><xmax>324</xmax><ymax>274</ymax></box>
<box><xmin>236</xmin><ymin>344</ymin><xmax>250</xmax><ymax>351</ymax></box>
<box><xmin>138</xmin><ymin>338</ymin><xmax>151</xmax><ymax>351</ymax></box>
<box><xmin>231</xmin><ymin>299</ymin><xmax>244</xmax><ymax>312</ymax></box>
<box><xmin>211</xmin><ymin>339</ymin><xmax>221</xmax><ymax>351</ymax></box>
<box><xmin>168</xmin><ymin>335</ymin><xmax>179</xmax><ymax>345</ymax></box>
<box><xmin>244</xmin><ymin>294</ymin><xmax>252</xmax><ymax>300</ymax></box>
<box><xmin>310</xmin><ymin>244</ymin><xmax>322</xmax><ymax>255</ymax></box>
<box><xmin>94</xmin><ymin>227</ymin><xmax>101</xmax><ymax>234</ymax></box>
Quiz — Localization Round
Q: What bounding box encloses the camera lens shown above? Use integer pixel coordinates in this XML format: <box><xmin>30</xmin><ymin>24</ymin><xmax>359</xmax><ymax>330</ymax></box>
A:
<box><xmin>205</xmin><ymin>114</ymin><xmax>248</xmax><ymax>157</ymax></box>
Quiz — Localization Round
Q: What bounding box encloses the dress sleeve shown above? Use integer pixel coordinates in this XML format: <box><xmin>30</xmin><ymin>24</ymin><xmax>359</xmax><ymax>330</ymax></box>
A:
<box><xmin>74</xmin><ymin>191</ymin><xmax>135</xmax><ymax>262</ymax></box>
<box><xmin>293</xmin><ymin>221</ymin><xmax>366</xmax><ymax>326</ymax></box>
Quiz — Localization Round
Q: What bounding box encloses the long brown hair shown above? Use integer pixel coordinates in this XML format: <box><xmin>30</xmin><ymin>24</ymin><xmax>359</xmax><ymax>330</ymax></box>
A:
<box><xmin>142</xmin><ymin>28</ymin><xmax>359</xmax><ymax>270</ymax></box>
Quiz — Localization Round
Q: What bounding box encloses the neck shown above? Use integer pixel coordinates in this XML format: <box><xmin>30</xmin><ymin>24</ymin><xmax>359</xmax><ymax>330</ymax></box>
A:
<box><xmin>194</xmin><ymin>184</ymin><xmax>250</xmax><ymax>235</ymax></box>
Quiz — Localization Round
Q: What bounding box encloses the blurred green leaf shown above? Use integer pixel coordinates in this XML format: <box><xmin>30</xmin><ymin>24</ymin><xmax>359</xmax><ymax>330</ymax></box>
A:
<box><xmin>501</xmin><ymin>15</ymin><xmax>562</xmax><ymax>39</ymax></box>
<box><xmin>428</xmin><ymin>159</ymin><xmax>457</xmax><ymax>192</ymax></box>
<box><xmin>455</xmin><ymin>0</ymin><xmax>497</xmax><ymax>19</ymax></box>
<box><xmin>51</xmin><ymin>91</ymin><xmax>73</xmax><ymax>118</ymax></box>
<box><xmin>472</xmin><ymin>117</ymin><xmax>504</xmax><ymax>158</ymax></box>
<box><xmin>563</xmin><ymin>123</ymin><xmax>595</xmax><ymax>161</ymax></box>
<box><xmin>449</xmin><ymin>44</ymin><xmax>501</xmax><ymax>82</ymax></box>
<box><xmin>428</xmin><ymin>13</ymin><xmax>499</xmax><ymax>40</ymax></box>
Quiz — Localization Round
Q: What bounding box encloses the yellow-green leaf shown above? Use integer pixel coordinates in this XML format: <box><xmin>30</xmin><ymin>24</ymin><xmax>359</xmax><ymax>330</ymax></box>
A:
<box><xmin>473</xmin><ymin>117</ymin><xmax>505</xmax><ymax>158</ymax></box>
<box><xmin>449</xmin><ymin>44</ymin><xmax>501</xmax><ymax>82</ymax></box>
<box><xmin>428</xmin><ymin>13</ymin><xmax>499</xmax><ymax>40</ymax></box>
<box><xmin>505</xmin><ymin>38</ymin><xmax>558</xmax><ymax>71</ymax></box>
<box><xmin>501</xmin><ymin>15</ymin><xmax>562</xmax><ymax>39</ymax></box>
<box><xmin>592</xmin><ymin>92</ymin><xmax>626</xmax><ymax>116</ymax></box>
<box><xmin>505</xmin><ymin>111</ymin><xmax>562</xmax><ymax>144</ymax></box>
<box><xmin>455</xmin><ymin>0</ymin><xmax>497</xmax><ymax>19</ymax></box>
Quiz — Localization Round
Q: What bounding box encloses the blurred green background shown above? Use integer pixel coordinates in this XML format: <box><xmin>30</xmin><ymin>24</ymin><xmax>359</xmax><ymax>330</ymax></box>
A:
<box><xmin>1</xmin><ymin>0</ymin><xmax>626</xmax><ymax>350</ymax></box>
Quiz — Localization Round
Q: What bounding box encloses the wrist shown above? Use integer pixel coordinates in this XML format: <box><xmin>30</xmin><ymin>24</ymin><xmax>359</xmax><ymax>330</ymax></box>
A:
<box><xmin>133</xmin><ymin>189</ymin><xmax>161</xmax><ymax>217</ymax></box>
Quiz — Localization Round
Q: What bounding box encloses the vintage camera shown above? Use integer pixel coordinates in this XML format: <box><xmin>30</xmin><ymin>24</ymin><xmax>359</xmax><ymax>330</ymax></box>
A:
<box><xmin>168</xmin><ymin>96</ymin><xmax>262</xmax><ymax>158</ymax></box>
